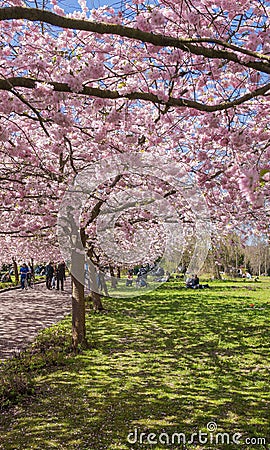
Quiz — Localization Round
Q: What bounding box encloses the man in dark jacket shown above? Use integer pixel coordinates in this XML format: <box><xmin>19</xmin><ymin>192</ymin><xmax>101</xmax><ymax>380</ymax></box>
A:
<box><xmin>56</xmin><ymin>261</ymin><xmax>66</xmax><ymax>291</ymax></box>
<box><xmin>45</xmin><ymin>262</ymin><xmax>54</xmax><ymax>289</ymax></box>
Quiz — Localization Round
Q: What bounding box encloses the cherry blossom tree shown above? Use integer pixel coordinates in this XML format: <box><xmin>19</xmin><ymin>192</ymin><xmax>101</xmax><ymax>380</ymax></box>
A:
<box><xmin>0</xmin><ymin>0</ymin><xmax>269</xmax><ymax>347</ymax></box>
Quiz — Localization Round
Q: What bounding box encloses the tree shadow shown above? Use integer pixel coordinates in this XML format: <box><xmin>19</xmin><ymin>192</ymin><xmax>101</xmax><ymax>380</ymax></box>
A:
<box><xmin>0</xmin><ymin>282</ymin><xmax>269</xmax><ymax>449</ymax></box>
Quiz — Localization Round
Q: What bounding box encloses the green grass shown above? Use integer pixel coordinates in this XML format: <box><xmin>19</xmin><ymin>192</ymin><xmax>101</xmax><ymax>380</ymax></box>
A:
<box><xmin>0</xmin><ymin>275</ymin><xmax>45</xmax><ymax>290</ymax></box>
<box><xmin>0</xmin><ymin>278</ymin><xmax>270</xmax><ymax>449</ymax></box>
<box><xmin>0</xmin><ymin>281</ymin><xmax>16</xmax><ymax>289</ymax></box>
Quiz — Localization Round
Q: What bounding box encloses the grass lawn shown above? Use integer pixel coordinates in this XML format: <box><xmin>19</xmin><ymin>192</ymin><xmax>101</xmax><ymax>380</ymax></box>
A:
<box><xmin>0</xmin><ymin>278</ymin><xmax>270</xmax><ymax>449</ymax></box>
<box><xmin>0</xmin><ymin>275</ymin><xmax>45</xmax><ymax>290</ymax></box>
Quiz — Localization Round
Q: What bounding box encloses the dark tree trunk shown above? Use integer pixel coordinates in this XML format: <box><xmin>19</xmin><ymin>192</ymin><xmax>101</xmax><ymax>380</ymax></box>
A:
<box><xmin>117</xmin><ymin>267</ymin><xmax>121</xmax><ymax>278</ymax></box>
<box><xmin>109</xmin><ymin>265</ymin><xmax>117</xmax><ymax>288</ymax></box>
<box><xmin>71</xmin><ymin>242</ymin><xmax>87</xmax><ymax>350</ymax></box>
<box><xmin>71</xmin><ymin>274</ymin><xmax>86</xmax><ymax>350</ymax></box>
<box><xmin>99</xmin><ymin>271</ymin><xmax>108</xmax><ymax>297</ymax></box>
<box><xmin>85</xmin><ymin>237</ymin><xmax>104</xmax><ymax>311</ymax></box>
<box><xmin>88</xmin><ymin>263</ymin><xmax>104</xmax><ymax>311</ymax></box>
<box><xmin>12</xmin><ymin>257</ymin><xmax>19</xmax><ymax>285</ymax></box>
<box><xmin>30</xmin><ymin>257</ymin><xmax>35</xmax><ymax>281</ymax></box>
<box><xmin>91</xmin><ymin>290</ymin><xmax>104</xmax><ymax>311</ymax></box>
<box><xmin>109</xmin><ymin>265</ymin><xmax>114</xmax><ymax>278</ymax></box>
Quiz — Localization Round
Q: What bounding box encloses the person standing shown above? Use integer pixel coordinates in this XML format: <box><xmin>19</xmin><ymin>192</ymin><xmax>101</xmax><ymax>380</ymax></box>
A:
<box><xmin>45</xmin><ymin>262</ymin><xmax>54</xmax><ymax>289</ymax></box>
<box><xmin>26</xmin><ymin>262</ymin><xmax>34</xmax><ymax>288</ymax></box>
<box><xmin>20</xmin><ymin>263</ymin><xmax>29</xmax><ymax>289</ymax></box>
<box><xmin>56</xmin><ymin>261</ymin><xmax>66</xmax><ymax>291</ymax></box>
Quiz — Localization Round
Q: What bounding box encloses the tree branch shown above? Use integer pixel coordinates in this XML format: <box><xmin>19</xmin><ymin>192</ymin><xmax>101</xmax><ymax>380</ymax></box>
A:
<box><xmin>0</xmin><ymin>7</ymin><xmax>269</xmax><ymax>74</ymax></box>
<box><xmin>0</xmin><ymin>76</ymin><xmax>269</xmax><ymax>112</ymax></box>
<box><xmin>10</xmin><ymin>87</ymin><xmax>50</xmax><ymax>137</ymax></box>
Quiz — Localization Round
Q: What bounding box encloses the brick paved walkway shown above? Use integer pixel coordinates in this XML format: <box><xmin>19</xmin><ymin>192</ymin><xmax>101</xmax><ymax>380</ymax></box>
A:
<box><xmin>0</xmin><ymin>281</ymin><xmax>71</xmax><ymax>360</ymax></box>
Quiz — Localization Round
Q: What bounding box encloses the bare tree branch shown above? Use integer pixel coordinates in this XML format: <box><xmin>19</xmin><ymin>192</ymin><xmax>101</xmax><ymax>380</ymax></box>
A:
<box><xmin>0</xmin><ymin>76</ymin><xmax>269</xmax><ymax>111</ymax></box>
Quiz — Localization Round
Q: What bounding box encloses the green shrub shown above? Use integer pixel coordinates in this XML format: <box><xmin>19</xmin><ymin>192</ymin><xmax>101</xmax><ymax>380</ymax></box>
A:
<box><xmin>0</xmin><ymin>369</ymin><xmax>34</xmax><ymax>408</ymax></box>
<box><xmin>0</xmin><ymin>321</ymin><xmax>72</xmax><ymax>409</ymax></box>
<box><xmin>0</xmin><ymin>281</ymin><xmax>16</xmax><ymax>289</ymax></box>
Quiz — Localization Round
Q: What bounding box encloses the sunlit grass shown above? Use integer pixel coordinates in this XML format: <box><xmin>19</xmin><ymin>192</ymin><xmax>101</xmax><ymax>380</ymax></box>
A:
<box><xmin>0</xmin><ymin>278</ymin><xmax>270</xmax><ymax>449</ymax></box>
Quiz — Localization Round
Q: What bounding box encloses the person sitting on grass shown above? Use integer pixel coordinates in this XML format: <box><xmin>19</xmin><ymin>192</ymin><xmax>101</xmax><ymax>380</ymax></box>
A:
<box><xmin>1</xmin><ymin>272</ymin><xmax>12</xmax><ymax>283</ymax></box>
<box><xmin>186</xmin><ymin>274</ymin><xmax>209</xmax><ymax>289</ymax></box>
<box><xmin>193</xmin><ymin>274</ymin><xmax>200</xmax><ymax>288</ymax></box>
<box><xmin>136</xmin><ymin>267</ymin><xmax>148</xmax><ymax>287</ymax></box>
<box><xmin>186</xmin><ymin>275</ymin><xmax>195</xmax><ymax>288</ymax></box>
<box><xmin>126</xmin><ymin>273</ymin><xmax>133</xmax><ymax>287</ymax></box>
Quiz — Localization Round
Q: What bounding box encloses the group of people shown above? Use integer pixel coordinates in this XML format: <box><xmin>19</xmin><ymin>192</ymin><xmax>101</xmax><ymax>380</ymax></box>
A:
<box><xmin>125</xmin><ymin>265</ymin><xmax>172</xmax><ymax>288</ymax></box>
<box><xmin>45</xmin><ymin>261</ymin><xmax>66</xmax><ymax>291</ymax></box>
<box><xmin>186</xmin><ymin>274</ymin><xmax>200</xmax><ymax>289</ymax></box>
<box><xmin>19</xmin><ymin>261</ymin><xmax>66</xmax><ymax>290</ymax></box>
<box><xmin>126</xmin><ymin>267</ymin><xmax>148</xmax><ymax>288</ymax></box>
<box><xmin>186</xmin><ymin>274</ymin><xmax>209</xmax><ymax>289</ymax></box>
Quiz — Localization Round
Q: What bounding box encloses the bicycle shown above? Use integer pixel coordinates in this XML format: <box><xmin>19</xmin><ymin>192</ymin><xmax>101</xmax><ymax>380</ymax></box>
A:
<box><xmin>25</xmin><ymin>273</ymin><xmax>34</xmax><ymax>289</ymax></box>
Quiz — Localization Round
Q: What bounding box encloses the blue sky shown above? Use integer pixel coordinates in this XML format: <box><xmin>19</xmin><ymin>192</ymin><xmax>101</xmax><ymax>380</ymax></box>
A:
<box><xmin>59</xmin><ymin>0</ymin><xmax>126</xmax><ymax>12</ymax></box>
<box><xmin>27</xmin><ymin>0</ymin><xmax>126</xmax><ymax>12</ymax></box>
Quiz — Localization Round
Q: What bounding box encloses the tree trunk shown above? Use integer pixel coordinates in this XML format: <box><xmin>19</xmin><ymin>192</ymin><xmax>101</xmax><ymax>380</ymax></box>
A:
<box><xmin>99</xmin><ymin>271</ymin><xmax>108</xmax><ymax>297</ymax></box>
<box><xmin>88</xmin><ymin>263</ymin><xmax>104</xmax><ymax>311</ymax></box>
<box><xmin>12</xmin><ymin>257</ymin><xmax>19</xmax><ymax>285</ymax></box>
<box><xmin>71</xmin><ymin>274</ymin><xmax>86</xmax><ymax>349</ymax></box>
<box><xmin>213</xmin><ymin>256</ymin><xmax>221</xmax><ymax>279</ymax></box>
<box><xmin>91</xmin><ymin>290</ymin><xmax>104</xmax><ymax>311</ymax></box>
<box><xmin>109</xmin><ymin>265</ymin><xmax>117</xmax><ymax>288</ymax></box>
<box><xmin>71</xmin><ymin>245</ymin><xmax>87</xmax><ymax>350</ymax></box>
<box><xmin>30</xmin><ymin>257</ymin><xmax>35</xmax><ymax>281</ymax></box>
<box><xmin>215</xmin><ymin>265</ymin><xmax>222</xmax><ymax>279</ymax></box>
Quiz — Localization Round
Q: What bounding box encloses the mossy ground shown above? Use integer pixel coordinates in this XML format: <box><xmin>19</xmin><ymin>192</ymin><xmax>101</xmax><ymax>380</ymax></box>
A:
<box><xmin>0</xmin><ymin>278</ymin><xmax>269</xmax><ymax>449</ymax></box>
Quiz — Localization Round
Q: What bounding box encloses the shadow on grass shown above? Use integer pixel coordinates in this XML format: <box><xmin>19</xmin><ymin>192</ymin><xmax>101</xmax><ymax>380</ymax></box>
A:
<box><xmin>0</xmin><ymin>281</ymin><xmax>269</xmax><ymax>449</ymax></box>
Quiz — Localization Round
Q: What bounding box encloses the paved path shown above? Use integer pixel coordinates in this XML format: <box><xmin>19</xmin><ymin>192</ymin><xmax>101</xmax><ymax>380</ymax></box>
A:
<box><xmin>0</xmin><ymin>281</ymin><xmax>72</xmax><ymax>360</ymax></box>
